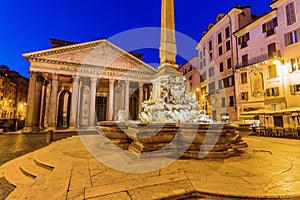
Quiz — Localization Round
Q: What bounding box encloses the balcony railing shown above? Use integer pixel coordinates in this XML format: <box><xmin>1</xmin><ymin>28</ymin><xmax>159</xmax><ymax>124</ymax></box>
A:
<box><xmin>236</xmin><ymin>50</ymin><xmax>281</xmax><ymax>69</ymax></box>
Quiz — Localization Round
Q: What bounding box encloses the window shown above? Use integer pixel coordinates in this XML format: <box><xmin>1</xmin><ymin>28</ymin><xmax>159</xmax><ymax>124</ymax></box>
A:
<box><xmin>212</xmin><ymin>110</ymin><xmax>217</xmax><ymax>121</ymax></box>
<box><xmin>290</xmin><ymin>84</ymin><xmax>300</xmax><ymax>94</ymax></box>
<box><xmin>241</xmin><ymin>72</ymin><xmax>247</xmax><ymax>84</ymax></box>
<box><xmin>290</xmin><ymin>58</ymin><xmax>300</xmax><ymax>72</ymax></box>
<box><xmin>229</xmin><ymin>96</ymin><xmax>234</xmax><ymax>107</ymax></box>
<box><xmin>227</xmin><ymin>58</ymin><xmax>232</xmax><ymax>69</ymax></box>
<box><xmin>209</xmin><ymin>67</ymin><xmax>215</xmax><ymax>77</ymax></box>
<box><xmin>200</xmin><ymin>72</ymin><xmax>207</xmax><ymax>82</ymax></box>
<box><xmin>262</xmin><ymin>18</ymin><xmax>278</xmax><ymax>37</ymax></box>
<box><xmin>268</xmin><ymin>64</ymin><xmax>277</xmax><ymax>78</ymax></box>
<box><xmin>222</xmin><ymin>97</ymin><xmax>226</xmax><ymax>108</ymax></box>
<box><xmin>200</xmin><ymin>51</ymin><xmax>203</xmax><ymax>59</ymax></box>
<box><xmin>208</xmin><ymin>82</ymin><xmax>216</xmax><ymax>94</ymax></box>
<box><xmin>209</xmin><ymin>52</ymin><xmax>213</xmax><ymax>62</ymax></box>
<box><xmin>218</xmin><ymin>32</ymin><xmax>222</xmax><ymax>44</ymax></box>
<box><xmin>219</xmin><ymin>79</ymin><xmax>224</xmax><ymax>89</ymax></box>
<box><xmin>190</xmin><ymin>65</ymin><xmax>193</xmax><ymax>71</ymax></box>
<box><xmin>209</xmin><ymin>40</ymin><xmax>213</xmax><ymax>51</ymax></box>
<box><xmin>241</xmin><ymin>92</ymin><xmax>248</xmax><ymax>101</ymax></box>
<box><xmin>219</xmin><ymin>62</ymin><xmax>224</xmax><ymax>72</ymax></box>
<box><xmin>218</xmin><ymin>46</ymin><xmax>223</xmax><ymax>56</ymax></box>
<box><xmin>238</xmin><ymin>33</ymin><xmax>250</xmax><ymax>48</ymax></box>
<box><xmin>266</xmin><ymin>87</ymin><xmax>280</xmax><ymax>97</ymax></box>
<box><xmin>226</xmin><ymin>40</ymin><xmax>231</xmax><ymax>52</ymax></box>
<box><xmin>200</xmin><ymin>61</ymin><xmax>203</xmax><ymax>69</ymax></box>
<box><xmin>284</xmin><ymin>29</ymin><xmax>300</xmax><ymax>46</ymax></box>
<box><xmin>268</xmin><ymin>43</ymin><xmax>277</xmax><ymax>58</ymax></box>
<box><xmin>225</xmin><ymin>26</ymin><xmax>230</xmax><ymax>38</ymax></box>
<box><xmin>242</xmin><ymin>54</ymin><xmax>248</xmax><ymax>66</ymax></box>
<box><xmin>223</xmin><ymin>76</ymin><xmax>234</xmax><ymax>88</ymax></box>
<box><xmin>203</xmin><ymin>58</ymin><xmax>206</xmax><ymax>67</ymax></box>
<box><xmin>189</xmin><ymin>76</ymin><xmax>193</xmax><ymax>80</ymax></box>
<box><xmin>286</xmin><ymin>2</ymin><xmax>296</xmax><ymax>26</ymax></box>
<box><xmin>203</xmin><ymin>48</ymin><xmax>206</xmax><ymax>56</ymax></box>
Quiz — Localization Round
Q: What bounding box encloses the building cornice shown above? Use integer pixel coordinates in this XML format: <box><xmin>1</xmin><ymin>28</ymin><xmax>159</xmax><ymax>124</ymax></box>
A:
<box><xmin>233</xmin><ymin>9</ymin><xmax>277</xmax><ymax>36</ymax></box>
<box><xmin>23</xmin><ymin>39</ymin><xmax>157</xmax><ymax>74</ymax></box>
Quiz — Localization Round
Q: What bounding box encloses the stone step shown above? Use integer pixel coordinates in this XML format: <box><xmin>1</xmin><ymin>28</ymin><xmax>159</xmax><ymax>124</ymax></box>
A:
<box><xmin>20</xmin><ymin>156</ymin><xmax>53</xmax><ymax>178</ymax></box>
<box><xmin>37</xmin><ymin>164</ymin><xmax>73</xmax><ymax>199</ymax></box>
<box><xmin>4</xmin><ymin>154</ymin><xmax>35</xmax><ymax>200</ymax></box>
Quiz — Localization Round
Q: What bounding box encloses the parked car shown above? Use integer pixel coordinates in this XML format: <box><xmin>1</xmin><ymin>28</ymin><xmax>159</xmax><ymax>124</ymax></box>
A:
<box><xmin>0</xmin><ymin>119</ymin><xmax>16</xmax><ymax>132</ymax></box>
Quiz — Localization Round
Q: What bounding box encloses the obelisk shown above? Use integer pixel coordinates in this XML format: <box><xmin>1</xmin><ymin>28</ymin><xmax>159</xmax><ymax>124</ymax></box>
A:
<box><xmin>157</xmin><ymin>0</ymin><xmax>180</xmax><ymax>76</ymax></box>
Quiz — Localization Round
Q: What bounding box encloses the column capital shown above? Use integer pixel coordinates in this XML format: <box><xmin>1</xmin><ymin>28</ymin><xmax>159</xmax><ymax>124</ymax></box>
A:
<box><xmin>90</xmin><ymin>77</ymin><xmax>98</xmax><ymax>83</ymax></box>
<box><xmin>72</xmin><ymin>76</ymin><xmax>80</xmax><ymax>82</ymax></box>
<box><xmin>36</xmin><ymin>76</ymin><xmax>45</xmax><ymax>82</ymax></box>
<box><xmin>29</xmin><ymin>71</ymin><xmax>38</xmax><ymax>77</ymax></box>
<box><xmin>109</xmin><ymin>79</ymin><xmax>115</xmax><ymax>83</ymax></box>
<box><xmin>52</xmin><ymin>74</ymin><xmax>60</xmax><ymax>81</ymax></box>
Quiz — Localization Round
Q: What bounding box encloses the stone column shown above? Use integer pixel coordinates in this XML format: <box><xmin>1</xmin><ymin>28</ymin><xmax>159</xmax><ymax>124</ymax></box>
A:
<box><xmin>120</xmin><ymin>82</ymin><xmax>125</xmax><ymax>110</ymax></box>
<box><xmin>44</xmin><ymin>82</ymin><xmax>51</xmax><ymax>128</ymax></box>
<box><xmin>48</xmin><ymin>75</ymin><xmax>59</xmax><ymax>128</ymax></box>
<box><xmin>89</xmin><ymin>77</ymin><xmax>97</xmax><ymax>126</ymax></box>
<box><xmin>32</xmin><ymin>76</ymin><xmax>44</xmax><ymax>132</ymax></box>
<box><xmin>70</xmin><ymin>76</ymin><xmax>80</xmax><ymax>127</ymax></box>
<box><xmin>138</xmin><ymin>82</ymin><xmax>144</xmax><ymax>113</ymax></box>
<box><xmin>23</xmin><ymin>72</ymin><xmax>37</xmax><ymax>132</ymax></box>
<box><xmin>40</xmin><ymin>80</ymin><xmax>49</xmax><ymax>129</ymax></box>
<box><xmin>144</xmin><ymin>87</ymin><xmax>148</xmax><ymax>101</ymax></box>
<box><xmin>124</xmin><ymin>80</ymin><xmax>130</xmax><ymax>118</ymax></box>
<box><xmin>108</xmin><ymin>79</ymin><xmax>115</xmax><ymax>121</ymax></box>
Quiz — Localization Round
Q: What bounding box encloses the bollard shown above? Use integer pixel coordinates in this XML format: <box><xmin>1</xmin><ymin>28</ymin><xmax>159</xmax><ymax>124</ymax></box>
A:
<box><xmin>46</xmin><ymin>130</ymin><xmax>54</xmax><ymax>144</ymax></box>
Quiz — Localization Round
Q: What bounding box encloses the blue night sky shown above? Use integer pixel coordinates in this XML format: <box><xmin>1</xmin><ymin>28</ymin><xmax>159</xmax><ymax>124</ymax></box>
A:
<box><xmin>1</xmin><ymin>0</ymin><xmax>271</xmax><ymax>78</ymax></box>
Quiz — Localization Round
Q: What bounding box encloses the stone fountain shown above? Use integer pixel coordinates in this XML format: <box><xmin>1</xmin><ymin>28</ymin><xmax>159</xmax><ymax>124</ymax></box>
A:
<box><xmin>99</xmin><ymin>0</ymin><xmax>247</xmax><ymax>159</ymax></box>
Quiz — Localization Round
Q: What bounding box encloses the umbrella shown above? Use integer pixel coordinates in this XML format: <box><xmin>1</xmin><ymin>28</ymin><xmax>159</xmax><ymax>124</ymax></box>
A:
<box><xmin>240</xmin><ymin>109</ymin><xmax>274</xmax><ymax>128</ymax></box>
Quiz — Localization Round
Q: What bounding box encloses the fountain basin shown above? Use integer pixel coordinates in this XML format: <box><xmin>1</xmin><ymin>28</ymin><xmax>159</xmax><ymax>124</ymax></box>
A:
<box><xmin>99</xmin><ymin>121</ymin><xmax>247</xmax><ymax>159</ymax></box>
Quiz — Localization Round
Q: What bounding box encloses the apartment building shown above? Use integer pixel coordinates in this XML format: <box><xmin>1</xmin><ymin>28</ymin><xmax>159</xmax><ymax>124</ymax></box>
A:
<box><xmin>234</xmin><ymin>0</ymin><xmax>300</xmax><ymax>128</ymax></box>
<box><xmin>0</xmin><ymin>65</ymin><xmax>29</xmax><ymax>119</ymax></box>
<box><xmin>196</xmin><ymin>5</ymin><xmax>255</xmax><ymax>122</ymax></box>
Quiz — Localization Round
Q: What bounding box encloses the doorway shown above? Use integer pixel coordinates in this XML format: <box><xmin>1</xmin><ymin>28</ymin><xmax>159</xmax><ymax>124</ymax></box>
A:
<box><xmin>96</xmin><ymin>96</ymin><xmax>107</xmax><ymax>121</ymax></box>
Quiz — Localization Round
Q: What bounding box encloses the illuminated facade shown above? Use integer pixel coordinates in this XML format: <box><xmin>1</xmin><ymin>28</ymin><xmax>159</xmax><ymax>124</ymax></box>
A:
<box><xmin>0</xmin><ymin>65</ymin><xmax>28</xmax><ymax>119</ymax></box>
<box><xmin>22</xmin><ymin>39</ymin><xmax>156</xmax><ymax>133</ymax></box>
<box><xmin>196</xmin><ymin>6</ymin><xmax>254</xmax><ymax>121</ymax></box>
<box><xmin>235</xmin><ymin>0</ymin><xmax>300</xmax><ymax>128</ymax></box>
<box><xmin>178</xmin><ymin>57</ymin><xmax>201</xmax><ymax>100</ymax></box>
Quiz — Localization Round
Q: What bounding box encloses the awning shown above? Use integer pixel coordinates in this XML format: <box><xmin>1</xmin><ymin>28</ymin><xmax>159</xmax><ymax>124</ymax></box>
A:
<box><xmin>239</xmin><ymin>115</ymin><xmax>255</xmax><ymax>119</ymax></box>
<box><xmin>272</xmin><ymin>107</ymin><xmax>300</xmax><ymax>115</ymax></box>
<box><xmin>240</xmin><ymin>109</ymin><xmax>274</xmax><ymax>115</ymax></box>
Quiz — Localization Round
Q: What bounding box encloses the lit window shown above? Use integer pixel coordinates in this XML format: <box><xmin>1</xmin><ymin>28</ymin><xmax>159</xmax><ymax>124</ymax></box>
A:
<box><xmin>241</xmin><ymin>92</ymin><xmax>248</xmax><ymax>101</ymax></box>
<box><xmin>266</xmin><ymin>87</ymin><xmax>280</xmax><ymax>97</ymax></box>
<box><xmin>284</xmin><ymin>29</ymin><xmax>299</xmax><ymax>46</ymax></box>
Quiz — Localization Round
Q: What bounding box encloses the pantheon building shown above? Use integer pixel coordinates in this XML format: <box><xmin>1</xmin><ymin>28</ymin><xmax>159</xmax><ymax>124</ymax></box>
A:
<box><xmin>22</xmin><ymin>39</ymin><xmax>157</xmax><ymax>133</ymax></box>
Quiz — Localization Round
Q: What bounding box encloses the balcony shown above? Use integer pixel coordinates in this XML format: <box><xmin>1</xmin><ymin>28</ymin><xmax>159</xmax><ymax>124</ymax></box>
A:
<box><xmin>236</xmin><ymin>50</ymin><xmax>281</xmax><ymax>69</ymax></box>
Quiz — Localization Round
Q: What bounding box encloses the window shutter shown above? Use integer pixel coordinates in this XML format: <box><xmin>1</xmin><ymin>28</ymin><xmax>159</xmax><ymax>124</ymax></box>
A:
<box><xmin>262</xmin><ymin>23</ymin><xmax>266</xmax><ymax>33</ymax></box>
<box><xmin>290</xmin><ymin>85</ymin><xmax>295</xmax><ymax>95</ymax></box>
<box><xmin>296</xmin><ymin>28</ymin><xmax>300</xmax><ymax>42</ymax></box>
<box><xmin>284</xmin><ymin>33</ymin><xmax>290</xmax><ymax>46</ymax></box>
<box><xmin>246</xmin><ymin>33</ymin><xmax>250</xmax><ymax>41</ymax></box>
<box><xmin>273</xmin><ymin>17</ymin><xmax>278</xmax><ymax>27</ymax></box>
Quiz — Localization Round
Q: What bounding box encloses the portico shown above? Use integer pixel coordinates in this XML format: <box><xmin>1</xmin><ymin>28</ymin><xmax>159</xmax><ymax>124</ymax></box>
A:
<box><xmin>22</xmin><ymin>39</ymin><xmax>156</xmax><ymax>132</ymax></box>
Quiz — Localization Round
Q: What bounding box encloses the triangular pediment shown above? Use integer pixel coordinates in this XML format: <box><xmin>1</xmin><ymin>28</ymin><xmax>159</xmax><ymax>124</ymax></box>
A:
<box><xmin>23</xmin><ymin>39</ymin><xmax>157</xmax><ymax>74</ymax></box>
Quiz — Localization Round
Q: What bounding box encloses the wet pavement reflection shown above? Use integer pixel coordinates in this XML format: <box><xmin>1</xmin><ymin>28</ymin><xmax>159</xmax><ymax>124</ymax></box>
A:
<box><xmin>0</xmin><ymin>133</ymin><xmax>75</xmax><ymax>166</ymax></box>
